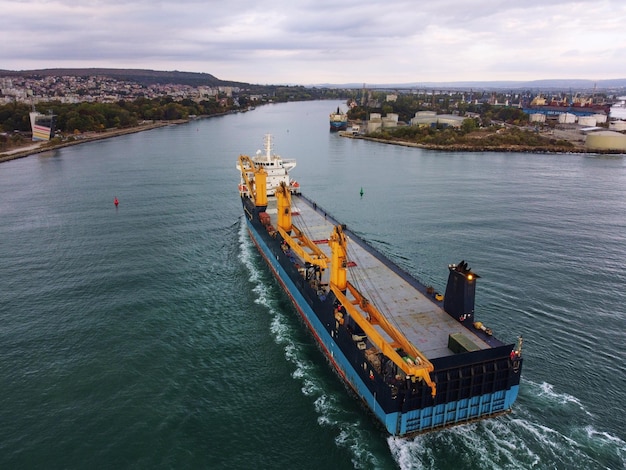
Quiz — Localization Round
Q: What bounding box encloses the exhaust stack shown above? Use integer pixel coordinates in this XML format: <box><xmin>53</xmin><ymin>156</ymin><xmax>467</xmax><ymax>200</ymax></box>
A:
<box><xmin>443</xmin><ymin>260</ymin><xmax>480</xmax><ymax>323</ymax></box>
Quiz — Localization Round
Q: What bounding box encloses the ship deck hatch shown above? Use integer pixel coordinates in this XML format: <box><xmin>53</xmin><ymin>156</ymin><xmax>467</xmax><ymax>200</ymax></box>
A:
<box><xmin>273</xmin><ymin>195</ymin><xmax>493</xmax><ymax>361</ymax></box>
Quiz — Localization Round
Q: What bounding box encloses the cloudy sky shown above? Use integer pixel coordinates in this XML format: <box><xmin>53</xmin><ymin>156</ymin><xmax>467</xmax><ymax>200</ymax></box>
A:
<box><xmin>1</xmin><ymin>0</ymin><xmax>624</xmax><ymax>85</ymax></box>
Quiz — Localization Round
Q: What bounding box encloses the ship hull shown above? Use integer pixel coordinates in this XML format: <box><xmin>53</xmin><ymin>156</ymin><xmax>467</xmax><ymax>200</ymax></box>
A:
<box><xmin>329</xmin><ymin>120</ymin><xmax>348</xmax><ymax>131</ymax></box>
<box><xmin>523</xmin><ymin>105</ymin><xmax>609</xmax><ymax>117</ymax></box>
<box><xmin>329</xmin><ymin>109</ymin><xmax>348</xmax><ymax>131</ymax></box>
<box><xmin>241</xmin><ymin>194</ymin><xmax>522</xmax><ymax>436</ymax></box>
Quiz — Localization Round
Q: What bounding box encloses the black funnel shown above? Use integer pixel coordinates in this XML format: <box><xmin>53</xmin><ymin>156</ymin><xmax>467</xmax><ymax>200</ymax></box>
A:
<box><xmin>443</xmin><ymin>261</ymin><xmax>480</xmax><ymax>322</ymax></box>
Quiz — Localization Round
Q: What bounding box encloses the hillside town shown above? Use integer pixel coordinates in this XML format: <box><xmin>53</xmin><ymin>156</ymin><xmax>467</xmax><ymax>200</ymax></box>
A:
<box><xmin>0</xmin><ymin>74</ymin><xmax>244</xmax><ymax>105</ymax></box>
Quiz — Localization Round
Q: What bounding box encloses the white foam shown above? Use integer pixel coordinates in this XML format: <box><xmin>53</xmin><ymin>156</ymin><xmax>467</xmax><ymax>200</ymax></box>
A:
<box><xmin>240</xmin><ymin>217</ymin><xmax>624</xmax><ymax>468</ymax></box>
<box><xmin>386</xmin><ymin>414</ymin><xmax>624</xmax><ymax>470</ymax></box>
<box><xmin>238</xmin><ymin>216</ymin><xmax>262</xmax><ymax>285</ymax></box>
<box><xmin>522</xmin><ymin>379</ymin><xmax>590</xmax><ymax>415</ymax></box>
<box><xmin>584</xmin><ymin>425</ymin><xmax>626</xmax><ymax>447</ymax></box>
<box><xmin>388</xmin><ymin>435</ymin><xmax>433</xmax><ymax>470</ymax></box>
<box><xmin>238</xmin><ymin>217</ymin><xmax>383</xmax><ymax>468</ymax></box>
<box><xmin>537</xmin><ymin>381</ymin><xmax>584</xmax><ymax>406</ymax></box>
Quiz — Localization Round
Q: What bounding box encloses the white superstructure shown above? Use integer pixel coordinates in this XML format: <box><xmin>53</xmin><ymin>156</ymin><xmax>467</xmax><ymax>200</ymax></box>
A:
<box><xmin>236</xmin><ymin>134</ymin><xmax>298</xmax><ymax>196</ymax></box>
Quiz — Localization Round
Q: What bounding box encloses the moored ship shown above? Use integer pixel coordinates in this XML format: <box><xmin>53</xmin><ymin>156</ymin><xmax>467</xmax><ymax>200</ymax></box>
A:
<box><xmin>237</xmin><ymin>136</ymin><xmax>523</xmax><ymax>436</ymax></box>
<box><xmin>525</xmin><ymin>94</ymin><xmax>610</xmax><ymax>117</ymax></box>
<box><xmin>329</xmin><ymin>107</ymin><xmax>348</xmax><ymax>131</ymax></box>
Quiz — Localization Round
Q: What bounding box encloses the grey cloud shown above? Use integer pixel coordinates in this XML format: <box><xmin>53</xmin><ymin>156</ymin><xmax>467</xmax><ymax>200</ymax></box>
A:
<box><xmin>0</xmin><ymin>0</ymin><xmax>624</xmax><ymax>83</ymax></box>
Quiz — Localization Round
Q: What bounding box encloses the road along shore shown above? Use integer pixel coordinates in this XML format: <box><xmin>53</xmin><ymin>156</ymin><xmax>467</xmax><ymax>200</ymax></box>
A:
<box><xmin>0</xmin><ymin>121</ymin><xmax>184</xmax><ymax>164</ymax></box>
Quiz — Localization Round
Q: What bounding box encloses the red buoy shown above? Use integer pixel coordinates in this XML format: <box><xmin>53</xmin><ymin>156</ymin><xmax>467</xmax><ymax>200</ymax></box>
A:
<box><xmin>114</xmin><ymin>197</ymin><xmax>119</xmax><ymax>207</ymax></box>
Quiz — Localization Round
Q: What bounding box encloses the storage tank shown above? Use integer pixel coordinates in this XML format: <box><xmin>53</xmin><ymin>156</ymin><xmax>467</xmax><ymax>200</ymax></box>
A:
<box><xmin>367</xmin><ymin>119</ymin><xmax>382</xmax><ymax>133</ymax></box>
<box><xmin>382</xmin><ymin>113</ymin><xmax>399</xmax><ymax>128</ymax></box>
<box><xmin>585</xmin><ymin>131</ymin><xmax>626</xmax><ymax>151</ymax></box>
<box><xmin>411</xmin><ymin>111</ymin><xmax>437</xmax><ymax>127</ymax></box>
<box><xmin>436</xmin><ymin>115</ymin><xmax>464</xmax><ymax>128</ymax></box>
<box><xmin>530</xmin><ymin>113</ymin><xmax>546</xmax><ymax>123</ymax></box>
<box><xmin>578</xmin><ymin>116</ymin><xmax>597</xmax><ymax>126</ymax></box>
<box><xmin>558</xmin><ymin>113</ymin><xmax>576</xmax><ymax>124</ymax></box>
<box><xmin>593</xmin><ymin>114</ymin><xmax>607</xmax><ymax>124</ymax></box>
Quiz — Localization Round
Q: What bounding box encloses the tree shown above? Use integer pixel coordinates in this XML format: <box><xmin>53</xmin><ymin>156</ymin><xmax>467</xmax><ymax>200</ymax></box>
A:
<box><xmin>461</xmin><ymin>118</ymin><xmax>478</xmax><ymax>134</ymax></box>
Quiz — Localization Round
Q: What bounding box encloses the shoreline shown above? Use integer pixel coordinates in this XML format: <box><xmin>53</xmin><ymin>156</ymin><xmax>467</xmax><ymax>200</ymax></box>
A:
<box><xmin>342</xmin><ymin>133</ymin><xmax>625</xmax><ymax>155</ymax></box>
<box><xmin>4</xmin><ymin>114</ymin><xmax>622</xmax><ymax>162</ymax></box>
<box><xmin>0</xmin><ymin>109</ymin><xmax>239</xmax><ymax>164</ymax></box>
<box><xmin>0</xmin><ymin>121</ymin><xmax>186</xmax><ymax>164</ymax></box>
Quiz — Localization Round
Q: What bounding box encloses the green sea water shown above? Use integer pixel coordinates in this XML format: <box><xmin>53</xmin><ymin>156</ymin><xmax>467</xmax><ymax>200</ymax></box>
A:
<box><xmin>1</xmin><ymin>100</ymin><xmax>625</xmax><ymax>469</ymax></box>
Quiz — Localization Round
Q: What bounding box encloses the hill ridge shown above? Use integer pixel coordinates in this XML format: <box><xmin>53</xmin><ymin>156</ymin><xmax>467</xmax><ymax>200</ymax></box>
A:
<box><xmin>0</xmin><ymin>68</ymin><xmax>249</xmax><ymax>88</ymax></box>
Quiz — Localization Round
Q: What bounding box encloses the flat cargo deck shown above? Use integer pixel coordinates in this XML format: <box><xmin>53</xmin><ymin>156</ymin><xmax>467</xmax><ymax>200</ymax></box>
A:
<box><xmin>269</xmin><ymin>194</ymin><xmax>493</xmax><ymax>361</ymax></box>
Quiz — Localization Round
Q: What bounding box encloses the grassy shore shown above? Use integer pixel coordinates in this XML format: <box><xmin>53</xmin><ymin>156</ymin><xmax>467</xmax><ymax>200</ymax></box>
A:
<box><xmin>0</xmin><ymin>120</ymin><xmax>186</xmax><ymax>164</ymax></box>
<box><xmin>341</xmin><ymin>132</ymin><xmax>626</xmax><ymax>154</ymax></box>
<box><xmin>347</xmin><ymin>134</ymin><xmax>588</xmax><ymax>153</ymax></box>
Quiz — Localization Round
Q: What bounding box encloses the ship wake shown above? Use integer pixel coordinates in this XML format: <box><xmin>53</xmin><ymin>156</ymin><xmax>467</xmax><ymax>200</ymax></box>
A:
<box><xmin>237</xmin><ymin>217</ymin><xmax>386</xmax><ymax>469</ymax></box>
<box><xmin>388</xmin><ymin>379</ymin><xmax>626</xmax><ymax>470</ymax></box>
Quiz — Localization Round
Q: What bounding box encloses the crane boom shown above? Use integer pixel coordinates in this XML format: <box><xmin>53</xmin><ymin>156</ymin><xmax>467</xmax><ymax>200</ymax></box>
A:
<box><xmin>325</xmin><ymin>226</ymin><xmax>436</xmax><ymax>396</ymax></box>
<box><xmin>329</xmin><ymin>282</ymin><xmax>437</xmax><ymax>397</ymax></box>
<box><xmin>276</xmin><ymin>225</ymin><xmax>329</xmax><ymax>270</ymax></box>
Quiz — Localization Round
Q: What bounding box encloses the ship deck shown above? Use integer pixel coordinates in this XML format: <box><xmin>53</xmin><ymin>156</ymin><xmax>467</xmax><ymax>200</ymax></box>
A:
<box><xmin>267</xmin><ymin>194</ymin><xmax>494</xmax><ymax>360</ymax></box>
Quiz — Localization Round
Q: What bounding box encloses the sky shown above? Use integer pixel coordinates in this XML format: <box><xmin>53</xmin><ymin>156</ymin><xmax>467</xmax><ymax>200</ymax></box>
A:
<box><xmin>1</xmin><ymin>0</ymin><xmax>624</xmax><ymax>86</ymax></box>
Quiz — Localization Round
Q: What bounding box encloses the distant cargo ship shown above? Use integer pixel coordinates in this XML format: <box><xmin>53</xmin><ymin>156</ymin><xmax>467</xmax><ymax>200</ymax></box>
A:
<box><xmin>329</xmin><ymin>107</ymin><xmax>348</xmax><ymax>131</ymax></box>
<box><xmin>237</xmin><ymin>135</ymin><xmax>524</xmax><ymax>436</ymax></box>
<box><xmin>29</xmin><ymin>110</ymin><xmax>56</xmax><ymax>141</ymax></box>
<box><xmin>525</xmin><ymin>94</ymin><xmax>610</xmax><ymax>117</ymax></box>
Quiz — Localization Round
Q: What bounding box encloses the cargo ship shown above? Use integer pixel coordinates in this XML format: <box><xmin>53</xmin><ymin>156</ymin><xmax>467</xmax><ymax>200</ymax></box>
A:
<box><xmin>237</xmin><ymin>136</ymin><xmax>523</xmax><ymax>436</ymax></box>
<box><xmin>524</xmin><ymin>94</ymin><xmax>610</xmax><ymax>117</ymax></box>
<box><xmin>329</xmin><ymin>107</ymin><xmax>348</xmax><ymax>131</ymax></box>
<box><xmin>29</xmin><ymin>109</ymin><xmax>56</xmax><ymax>141</ymax></box>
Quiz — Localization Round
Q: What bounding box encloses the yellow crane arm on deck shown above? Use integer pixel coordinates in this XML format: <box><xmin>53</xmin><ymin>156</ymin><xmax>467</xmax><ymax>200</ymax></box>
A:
<box><xmin>238</xmin><ymin>154</ymin><xmax>267</xmax><ymax>207</ymax></box>
<box><xmin>276</xmin><ymin>225</ymin><xmax>329</xmax><ymax>270</ymax></box>
<box><xmin>329</xmin><ymin>282</ymin><xmax>437</xmax><ymax>397</ymax></box>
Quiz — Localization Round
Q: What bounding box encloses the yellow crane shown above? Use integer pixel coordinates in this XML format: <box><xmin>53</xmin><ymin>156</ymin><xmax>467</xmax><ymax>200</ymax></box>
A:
<box><xmin>275</xmin><ymin>182</ymin><xmax>329</xmax><ymax>270</ymax></box>
<box><xmin>327</xmin><ymin>225</ymin><xmax>437</xmax><ymax>397</ymax></box>
<box><xmin>243</xmin><ymin>174</ymin><xmax>437</xmax><ymax>397</ymax></box>
<box><xmin>238</xmin><ymin>154</ymin><xmax>267</xmax><ymax>208</ymax></box>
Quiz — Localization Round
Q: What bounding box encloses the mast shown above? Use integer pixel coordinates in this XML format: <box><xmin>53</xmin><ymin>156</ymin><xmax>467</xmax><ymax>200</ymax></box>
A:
<box><xmin>263</xmin><ymin>134</ymin><xmax>273</xmax><ymax>164</ymax></box>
